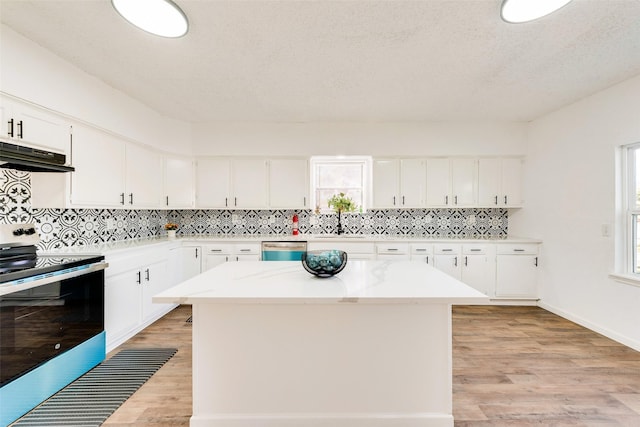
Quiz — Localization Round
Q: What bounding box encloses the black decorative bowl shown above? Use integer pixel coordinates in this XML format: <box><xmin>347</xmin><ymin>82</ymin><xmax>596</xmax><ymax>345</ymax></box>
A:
<box><xmin>301</xmin><ymin>250</ymin><xmax>348</xmax><ymax>278</ymax></box>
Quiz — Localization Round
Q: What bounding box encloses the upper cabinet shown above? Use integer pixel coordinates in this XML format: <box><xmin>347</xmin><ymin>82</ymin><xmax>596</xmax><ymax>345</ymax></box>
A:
<box><xmin>164</xmin><ymin>156</ymin><xmax>195</xmax><ymax>208</ymax></box>
<box><xmin>31</xmin><ymin>123</ymin><xmax>166</xmax><ymax>209</ymax></box>
<box><xmin>372</xmin><ymin>159</ymin><xmax>426</xmax><ymax>208</ymax></box>
<box><xmin>478</xmin><ymin>158</ymin><xmax>523</xmax><ymax>207</ymax></box>
<box><xmin>268</xmin><ymin>158</ymin><xmax>309</xmax><ymax>209</ymax></box>
<box><xmin>426</xmin><ymin>158</ymin><xmax>477</xmax><ymax>207</ymax></box>
<box><xmin>125</xmin><ymin>143</ymin><xmax>163</xmax><ymax>208</ymax></box>
<box><xmin>196</xmin><ymin>158</ymin><xmax>268</xmax><ymax>209</ymax></box>
<box><xmin>71</xmin><ymin>124</ymin><xmax>127</xmax><ymax>207</ymax></box>
<box><xmin>0</xmin><ymin>94</ymin><xmax>71</xmax><ymax>156</ymax></box>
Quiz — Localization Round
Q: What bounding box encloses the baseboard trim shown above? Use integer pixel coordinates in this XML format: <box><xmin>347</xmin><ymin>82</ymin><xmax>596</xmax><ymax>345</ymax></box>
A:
<box><xmin>537</xmin><ymin>301</ymin><xmax>640</xmax><ymax>352</ymax></box>
<box><xmin>190</xmin><ymin>413</ymin><xmax>453</xmax><ymax>427</ymax></box>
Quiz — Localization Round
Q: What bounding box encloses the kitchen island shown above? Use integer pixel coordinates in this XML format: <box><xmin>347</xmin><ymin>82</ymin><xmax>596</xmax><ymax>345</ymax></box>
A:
<box><xmin>154</xmin><ymin>260</ymin><xmax>487</xmax><ymax>427</ymax></box>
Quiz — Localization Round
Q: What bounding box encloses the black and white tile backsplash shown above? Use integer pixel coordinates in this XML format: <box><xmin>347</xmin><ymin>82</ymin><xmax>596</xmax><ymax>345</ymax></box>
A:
<box><xmin>1</xmin><ymin>170</ymin><xmax>508</xmax><ymax>250</ymax></box>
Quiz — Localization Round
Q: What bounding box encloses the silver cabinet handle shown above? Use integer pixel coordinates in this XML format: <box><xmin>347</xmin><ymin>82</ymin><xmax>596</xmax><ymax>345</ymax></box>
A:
<box><xmin>494</xmin><ymin>195</ymin><xmax>498</xmax><ymax>205</ymax></box>
<box><xmin>454</xmin><ymin>195</ymin><xmax>458</xmax><ymax>205</ymax></box>
<box><xmin>386</xmin><ymin>248</ymin><xmax>398</xmax><ymax>252</ymax></box>
<box><xmin>145</xmin><ymin>268</ymin><xmax>150</xmax><ymax>281</ymax></box>
<box><xmin>402</xmin><ymin>196</ymin><xmax>405</xmax><ymax>205</ymax></box>
<box><xmin>454</xmin><ymin>256</ymin><xmax>458</xmax><ymax>267</ymax></box>
<box><xmin>445</xmin><ymin>195</ymin><xmax>449</xmax><ymax>205</ymax></box>
<box><xmin>195</xmin><ymin>248</ymin><xmax>199</xmax><ymax>258</ymax></box>
<box><xmin>514</xmin><ymin>249</ymin><xmax>525</xmax><ymax>252</ymax></box>
<box><xmin>464</xmin><ymin>256</ymin><xmax>468</xmax><ymax>266</ymax></box>
<box><xmin>136</xmin><ymin>271</ymin><xmax>142</xmax><ymax>284</ymax></box>
<box><xmin>504</xmin><ymin>195</ymin><xmax>508</xmax><ymax>205</ymax></box>
<box><xmin>535</xmin><ymin>257</ymin><xmax>538</xmax><ymax>267</ymax></box>
<box><xmin>442</xmin><ymin>248</ymin><xmax>453</xmax><ymax>252</ymax></box>
<box><xmin>129</xmin><ymin>193</ymin><xmax>134</xmax><ymax>205</ymax></box>
<box><xmin>393</xmin><ymin>196</ymin><xmax>396</xmax><ymax>206</ymax></box>
<box><xmin>415</xmin><ymin>248</ymin><xmax>427</xmax><ymax>252</ymax></box>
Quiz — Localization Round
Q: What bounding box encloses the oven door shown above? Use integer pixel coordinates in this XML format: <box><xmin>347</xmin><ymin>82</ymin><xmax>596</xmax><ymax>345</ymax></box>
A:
<box><xmin>0</xmin><ymin>267</ymin><xmax>105</xmax><ymax>387</ymax></box>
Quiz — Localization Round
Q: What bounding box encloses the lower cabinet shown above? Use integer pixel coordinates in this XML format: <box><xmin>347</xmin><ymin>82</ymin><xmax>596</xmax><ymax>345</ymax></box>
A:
<box><xmin>104</xmin><ymin>245</ymin><xmax>176</xmax><ymax>351</ymax></box>
<box><xmin>410</xmin><ymin>243</ymin><xmax>433</xmax><ymax>265</ymax></box>
<box><xmin>495</xmin><ymin>244</ymin><xmax>539</xmax><ymax>298</ymax></box>
<box><xmin>307</xmin><ymin>242</ymin><xmax>376</xmax><ymax>260</ymax></box>
<box><xmin>433</xmin><ymin>244</ymin><xmax>462</xmax><ymax>280</ymax></box>
<box><xmin>203</xmin><ymin>243</ymin><xmax>261</xmax><ymax>271</ymax></box>
<box><xmin>171</xmin><ymin>245</ymin><xmax>202</xmax><ymax>283</ymax></box>
<box><xmin>461</xmin><ymin>244</ymin><xmax>495</xmax><ymax>297</ymax></box>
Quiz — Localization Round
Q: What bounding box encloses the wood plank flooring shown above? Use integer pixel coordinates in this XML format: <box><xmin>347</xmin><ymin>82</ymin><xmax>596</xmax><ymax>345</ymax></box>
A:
<box><xmin>102</xmin><ymin>305</ymin><xmax>640</xmax><ymax>426</ymax></box>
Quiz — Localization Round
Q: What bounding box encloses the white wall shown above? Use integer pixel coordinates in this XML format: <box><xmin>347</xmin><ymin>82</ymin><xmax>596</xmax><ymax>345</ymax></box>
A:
<box><xmin>510</xmin><ymin>73</ymin><xmax>640</xmax><ymax>351</ymax></box>
<box><xmin>0</xmin><ymin>24</ymin><xmax>192</xmax><ymax>155</ymax></box>
<box><xmin>191</xmin><ymin>121</ymin><xmax>527</xmax><ymax>157</ymax></box>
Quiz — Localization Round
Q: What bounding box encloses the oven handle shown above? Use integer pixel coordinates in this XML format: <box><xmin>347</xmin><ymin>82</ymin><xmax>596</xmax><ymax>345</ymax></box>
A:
<box><xmin>0</xmin><ymin>262</ymin><xmax>109</xmax><ymax>296</ymax></box>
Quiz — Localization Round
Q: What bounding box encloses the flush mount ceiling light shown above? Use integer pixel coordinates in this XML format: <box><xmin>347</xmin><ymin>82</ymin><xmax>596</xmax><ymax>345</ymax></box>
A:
<box><xmin>112</xmin><ymin>0</ymin><xmax>189</xmax><ymax>38</ymax></box>
<box><xmin>501</xmin><ymin>0</ymin><xmax>573</xmax><ymax>23</ymax></box>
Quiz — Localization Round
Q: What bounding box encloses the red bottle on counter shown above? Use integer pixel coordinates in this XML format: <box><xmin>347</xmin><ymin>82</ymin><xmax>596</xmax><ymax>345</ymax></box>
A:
<box><xmin>292</xmin><ymin>214</ymin><xmax>299</xmax><ymax>235</ymax></box>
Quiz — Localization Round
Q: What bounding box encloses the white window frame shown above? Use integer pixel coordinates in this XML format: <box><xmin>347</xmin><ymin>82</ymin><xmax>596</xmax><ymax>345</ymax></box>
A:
<box><xmin>612</xmin><ymin>143</ymin><xmax>640</xmax><ymax>286</ymax></box>
<box><xmin>309</xmin><ymin>156</ymin><xmax>372</xmax><ymax>213</ymax></box>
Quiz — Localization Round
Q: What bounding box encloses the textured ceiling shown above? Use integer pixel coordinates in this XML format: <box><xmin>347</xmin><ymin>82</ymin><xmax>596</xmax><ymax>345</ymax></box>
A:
<box><xmin>1</xmin><ymin>0</ymin><xmax>640</xmax><ymax>123</ymax></box>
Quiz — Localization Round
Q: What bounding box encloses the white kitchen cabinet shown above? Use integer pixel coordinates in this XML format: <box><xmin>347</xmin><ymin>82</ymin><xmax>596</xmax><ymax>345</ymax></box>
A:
<box><xmin>180</xmin><ymin>245</ymin><xmax>202</xmax><ymax>280</ymax></box>
<box><xmin>478</xmin><ymin>158</ymin><xmax>524</xmax><ymax>207</ymax></box>
<box><xmin>495</xmin><ymin>244</ymin><xmax>539</xmax><ymax>298</ymax></box>
<box><xmin>125</xmin><ymin>143</ymin><xmax>163</xmax><ymax>208</ymax></box>
<box><xmin>426</xmin><ymin>158</ymin><xmax>450</xmax><ymax>207</ymax></box>
<box><xmin>31</xmin><ymin>123</ymin><xmax>165</xmax><ymax>209</ymax></box>
<box><xmin>268</xmin><ymin>158</ymin><xmax>309</xmax><ymax>208</ymax></box>
<box><xmin>376</xmin><ymin>242</ymin><xmax>410</xmax><ymax>260</ymax></box>
<box><xmin>196</xmin><ymin>157</ymin><xmax>231</xmax><ymax>208</ymax></box>
<box><xmin>104</xmin><ymin>245</ymin><xmax>176</xmax><ymax>351</ymax></box>
<box><xmin>203</xmin><ymin>242</ymin><xmax>261</xmax><ymax>271</ymax></box>
<box><xmin>196</xmin><ymin>158</ymin><xmax>268</xmax><ymax>209</ymax></box>
<box><xmin>70</xmin><ymin>123</ymin><xmax>127</xmax><ymax>207</ymax></box>
<box><xmin>433</xmin><ymin>244</ymin><xmax>462</xmax><ymax>279</ymax></box>
<box><xmin>0</xmin><ymin>95</ymin><xmax>71</xmax><ymax>156</ymax></box>
<box><xmin>308</xmin><ymin>241</ymin><xmax>376</xmax><ymax>260</ymax></box>
<box><xmin>410</xmin><ymin>243</ymin><xmax>433</xmax><ymax>265</ymax></box>
<box><xmin>232</xmin><ymin>158</ymin><xmax>268</xmax><ymax>208</ymax></box>
<box><xmin>163</xmin><ymin>155</ymin><xmax>195</xmax><ymax>208</ymax></box>
<box><xmin>373</xmin><ymin>159</ymin><xmax>426</xmax><ymax>208</ymax></box>
<box><xmin>426</xmin><ymin>158</ymin><xmax>477</xmax><ymax>207</ymax></box>
<box><xmin>461</xmin><ymin>244</ymin><xmax>495</xmax><ymax>296</ymax></box>
<box><xmin>169</xmin><ymin>245</ymin><xmax>202</xmax><ymax>288</ymax></box>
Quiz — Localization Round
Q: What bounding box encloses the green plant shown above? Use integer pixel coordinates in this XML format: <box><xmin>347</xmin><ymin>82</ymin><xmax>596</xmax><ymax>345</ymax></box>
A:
<box><xmin>327</xmin><ymin>192</ymin><xmax>357</xmax><ymax>213</ymax></box>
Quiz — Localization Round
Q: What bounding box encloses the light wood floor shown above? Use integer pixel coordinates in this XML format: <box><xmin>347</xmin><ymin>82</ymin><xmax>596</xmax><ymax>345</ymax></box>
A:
<box><xmin>102</xmin><ymin>305</ymin><xmax>640</xmax><ymax>426</ymax></box>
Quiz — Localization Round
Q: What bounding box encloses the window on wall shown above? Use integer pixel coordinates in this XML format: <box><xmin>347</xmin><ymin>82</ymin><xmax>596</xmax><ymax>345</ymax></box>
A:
<box><xmin>310</xmin><ymin>156</ymin><xmax>371</xmax><ymax>213</ymax></box>
<box><xmin>624</xmin><ymin>143</ymin><xmax>640</xmax><ymax>275</ymax></box>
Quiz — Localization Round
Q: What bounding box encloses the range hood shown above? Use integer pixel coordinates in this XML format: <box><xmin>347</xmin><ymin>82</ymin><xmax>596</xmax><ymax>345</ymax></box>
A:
<box><xmin>0</xmin><ymin>141</ymin><xmax>74</xmax><ymax>173</ymax></box>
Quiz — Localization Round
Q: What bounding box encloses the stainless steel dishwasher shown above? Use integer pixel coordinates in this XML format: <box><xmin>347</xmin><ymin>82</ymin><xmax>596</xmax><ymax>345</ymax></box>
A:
<box><xmin>261</xmin><ymin>241</ymin><xmax>307</xmax><ymax>261</ymax></box>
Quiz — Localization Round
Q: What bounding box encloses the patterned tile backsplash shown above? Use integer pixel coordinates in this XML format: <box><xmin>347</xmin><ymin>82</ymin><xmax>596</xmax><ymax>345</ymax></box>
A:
<box><xmin>1</xmin><ymin>169</ymin><xmax>507</xmax><ymax>250</ymax></box>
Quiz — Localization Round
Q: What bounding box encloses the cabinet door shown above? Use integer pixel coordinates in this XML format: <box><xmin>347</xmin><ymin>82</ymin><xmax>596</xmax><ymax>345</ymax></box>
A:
<box><xmin>231</xmin><ymin>158</ymin><xmax>268</xmax><ymax>208</ymax></box>
<box><xmin>502</xmin><ymin>158</ymin><xmax>523</xmax><ymax>207</ymax></box>
<box><xmin>125</xmin><ymin>143</ymin><xmax>163</xmax><ymax>208</ymax></box>
<box><xmin>164</xmin><ymin>156</ymin><xmax>195</xmax><ymax>208</ymax></box>
<box><xmin>462</xmin><ymin>255</ymin><xmax>492</xmax><ymax>295</ymax></box>
<box><xmin>269</xmin><ymin>159</ymin><xmax>309</xmax><ymax>208</ymax></box>
<box><xmin>141</xmin><ymin>261</ymin><xmax>171</xmax><ymax>321</ymax></box>
<box><xmin>372</xmin><ymin>159</ymin><xmax>400</xmax><ymax>208</ymax></box>
<box><xmin>451</xmin><ymin>158</ymin><xmax>477</xmax><ymax>206</ymax></box>
<box><xmin>204</xmin><ymin>254</ymin><xmax>229</xmax><ymax>271</ymax></box>
<box><xmin>180</xmin><ymin>246</ymin><xmax>202</xmax><ymax>281</ymax></box>
<box><xmin>70</xmin><ymin>124</ymin><xmax>126</xmax><ymax>207</ymax></box>
<box><xmin>478</xmin><ymin>158</ymin><xmax>501</xmax><ymax>207</ymax></box>
<box><xmin>400</xmin><ymin>159</ymin><xmax>426</xmax><ymax>207</ymax></box>
<box><xmin>433</xmin><ymin>254</ymin><xmax>462</xmax><ymax>280</ymax></box>
<box><xmin>196</xmin><ymin>158</ymin><xmax>231</xmax><ymax>208</ymax></box>
<box><xmin>426</xmin><ymin>158</ymin><xmax>451</xmax><ymax>207</ymax></box>
<box><xmin>105</xmin><ymin>271</ymin><xmax>141</xmax><ymax>346</ymax></box>
<box><xmin>496</xmin><ymin>255</ymin><xmax>538</xmax><ymax>298</ymax></box>
<box><xmin>1</xmin><ymin>97</ymin><xmax>71</xmax><ymax>155</ymax></box>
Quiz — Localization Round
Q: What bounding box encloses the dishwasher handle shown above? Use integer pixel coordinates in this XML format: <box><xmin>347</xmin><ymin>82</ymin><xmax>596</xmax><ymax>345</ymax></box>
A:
<box><xmin>261</xmin><ymin>241</ymin><xmax>308</xmax><ymax>252</ymax></box>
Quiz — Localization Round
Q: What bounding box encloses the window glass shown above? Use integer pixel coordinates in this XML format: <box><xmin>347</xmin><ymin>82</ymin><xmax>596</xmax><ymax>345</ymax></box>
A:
<box><xmin>310</xmin><ymin>157</ymin><xmax>371</xmax><ymax>213</ymax></box>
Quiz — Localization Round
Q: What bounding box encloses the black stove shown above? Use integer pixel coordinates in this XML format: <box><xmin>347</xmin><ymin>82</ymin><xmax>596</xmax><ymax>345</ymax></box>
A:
<box><xmin>0</xmin><ymin>224</ymin><xmax>104</xmax><ymax>287</ymax></box>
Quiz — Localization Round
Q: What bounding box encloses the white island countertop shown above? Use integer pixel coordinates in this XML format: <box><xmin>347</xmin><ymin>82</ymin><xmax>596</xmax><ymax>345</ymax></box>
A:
<box><xmin>153</xmin><ymin>260</ymin><xmax>488</xmax><ymax>305</ymax></box>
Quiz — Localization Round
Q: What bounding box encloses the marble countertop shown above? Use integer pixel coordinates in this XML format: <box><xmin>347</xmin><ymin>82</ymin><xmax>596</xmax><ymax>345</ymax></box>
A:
<box><xmin>153</xmin><ymin>260</ymin><xmax>489</xmax><ymax>305</ymax></box>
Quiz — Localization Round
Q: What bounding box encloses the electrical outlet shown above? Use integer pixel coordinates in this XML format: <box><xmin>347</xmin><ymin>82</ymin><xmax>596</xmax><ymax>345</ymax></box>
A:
<box><xmin>269</xmin><ymin>215</ymin><xmax>276</xmax><ymax>224</ymax></box>
<box><xmin>468</xmin><ymin>215</ymin><xmax>476</xmax><ymax>225</ymax></box>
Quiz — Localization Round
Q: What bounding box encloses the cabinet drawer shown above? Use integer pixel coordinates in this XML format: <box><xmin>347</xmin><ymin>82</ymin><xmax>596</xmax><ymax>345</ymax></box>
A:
<box><xmin>233</xmin><ymin>243</ymin><xmax>261</xmax><ymax>255</ymax></box>
<box><xmin>496</xmin><ymin>243</ymin><xmax>538</xmax><ymax>255</ymax></box>
<box><xmin>308</xmin><ymin>242</ymin><xmax>375</xmax><ymax>254</ymax></box>
<box><xmin>410</xmin><ymin>244</ymin><xmax>433</xmax><ymax>255</ymax></box>
<box><xmin>204</xmin><ymin>244</ymin><xmax>232</xmax><ymax>255</ymax></box>
<box><xmin>376</xmin><ymin>243</ymin><xmax>409</xmax><ymax>255</ymax></box>
<box><xmin>462</xmin><ymin>244</ymin><xmax>490</xmax><ymax>255</ymax></box>
<box><xmin>434</xmin><ymin>244</ymin><xmax>461</xmax><ymax>255</ymax></box>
